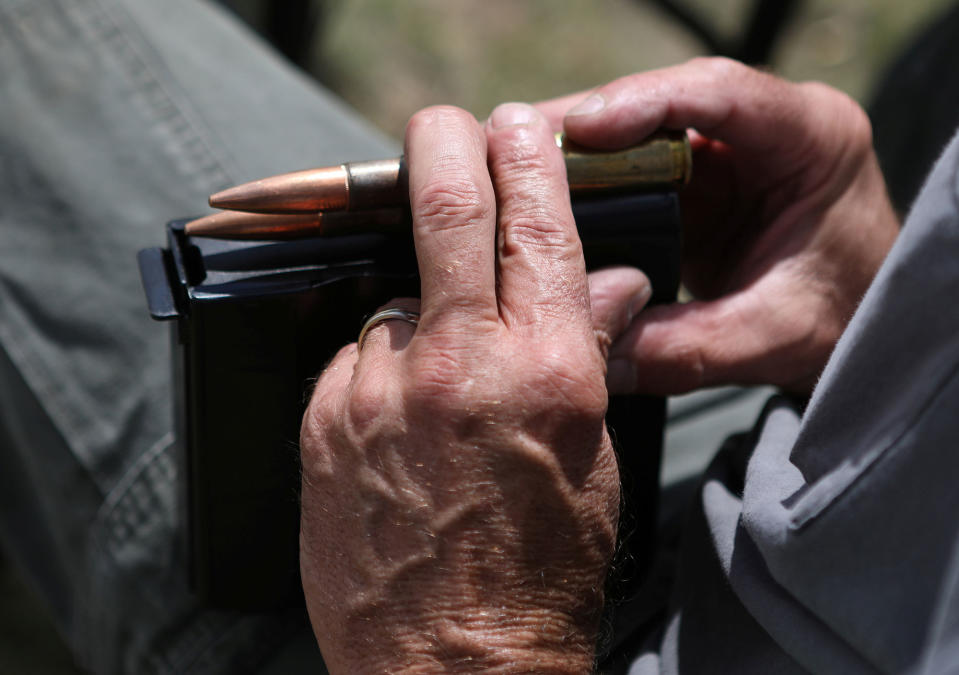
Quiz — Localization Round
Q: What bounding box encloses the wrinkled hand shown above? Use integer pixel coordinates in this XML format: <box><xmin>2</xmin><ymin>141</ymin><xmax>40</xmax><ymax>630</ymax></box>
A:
<box><xmin>300</xmin><ymin>104</ymin><xmax>641</xmax><ymax>673</ymax></box>
<box><xmin>545</xmin><ymin>58</ymin><xmax>900</xmax><ymax>395</ymax></box>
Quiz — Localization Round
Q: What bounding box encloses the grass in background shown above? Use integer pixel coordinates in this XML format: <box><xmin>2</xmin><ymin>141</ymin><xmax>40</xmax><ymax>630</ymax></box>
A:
<box><xmin>309</xmin><ymin>0</ymin><xmax>954</xmax><ymax>138</ymax></box>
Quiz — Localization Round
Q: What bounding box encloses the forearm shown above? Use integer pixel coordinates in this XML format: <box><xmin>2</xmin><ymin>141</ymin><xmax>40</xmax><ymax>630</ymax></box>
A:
<box><xmin>317</xmin><ymin>610</ymin><xmax>601</xmax><ymax>674</ymax></box>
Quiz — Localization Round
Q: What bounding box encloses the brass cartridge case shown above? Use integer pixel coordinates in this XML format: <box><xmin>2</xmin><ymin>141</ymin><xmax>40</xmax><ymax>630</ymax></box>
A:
<box><xmin>559</xmin><ymin>131</ymin><xmax>691</xmax><ymax>193</ymax></box>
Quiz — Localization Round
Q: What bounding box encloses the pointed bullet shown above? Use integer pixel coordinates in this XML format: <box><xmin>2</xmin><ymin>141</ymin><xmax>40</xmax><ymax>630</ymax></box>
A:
<box><xmin>209</xmin><ymin>158</ymin><xmax>408</xmax><ymax>214</ymax></box>
<box><xmin>209</xmin><ymin>166</ymin><xmax>350</xmax><ymax>214</ymax></box>
<box><xmin>185</xmin><ymin>208</ymin><xmax>407</xmax><ymax>240</ymax></box>
<box><xmin>206</xmin><ymin>132</ymin><xmax>690</xmax><ymax>216</ymax></box>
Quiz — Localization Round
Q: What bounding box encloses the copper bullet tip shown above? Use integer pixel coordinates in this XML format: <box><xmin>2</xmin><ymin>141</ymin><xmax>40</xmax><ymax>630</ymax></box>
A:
<box><xmin>209</xmin><ymin>166</ymin><xmax>351</xmax><ymax>214</ymax></box>
<box><xmin>185</xmin><ymin>208</ymin><xmax>408</xmax><ymax>240</ymax></box>
<box><xmin>185</xmin><ymin>211</ymin><xmax>323</xmax><ymax>240</ymax></box>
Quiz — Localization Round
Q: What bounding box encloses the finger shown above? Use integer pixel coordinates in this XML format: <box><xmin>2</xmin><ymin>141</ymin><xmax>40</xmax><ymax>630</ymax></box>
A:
<box><xmin>405</xmin><ymin>106</ymin><xmax>498</xmax><ymax>329</ymax></box>
<box><xmin>588</xmin><ymin>267</ymin><xmax>651</xmax><ymax>360</ymax></box>
<box><xmin>485</xmin><ymin>102</ymin><xmax>589</xmax><ymax>332</ymax></box>
<box><xmin>482</xmin><ymin>90</ymin><xmax>590</xmax><ymax>133</ymax></box>
<box><xmin>301</xmin><ymin>342</ymin><xmax>358</xmax><ymax>453</ymax></box>
<box><xmin>354</xmin><ymin>297</ymin><xmax>421</xmax><ymax>361</ymax></box>
<box><xmin>562</xmin><ymin>57</ymin><xmax>818</xmax><ymax>163</ymax></box>
<box><xmin>605</xmin><ymin>281</ymin><xmax>829</xmax><ymax>395</ymax></box>
<box><xmin>534</xmin><ymin>90</ymin><xmax>593</xmax><ymax>131</ymax></box>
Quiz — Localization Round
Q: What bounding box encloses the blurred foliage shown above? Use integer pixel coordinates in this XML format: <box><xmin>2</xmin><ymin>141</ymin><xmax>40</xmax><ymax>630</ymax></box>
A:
<box><xmin>306</xmin><ymin>0</ymin><xmax>954</xmax><ymax>138</ymax></box>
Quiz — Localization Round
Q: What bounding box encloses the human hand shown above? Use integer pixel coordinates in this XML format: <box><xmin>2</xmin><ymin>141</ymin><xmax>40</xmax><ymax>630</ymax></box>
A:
<box><xmin>549</xmin><ymin>58</ymin><xmax>900</xmax><ymax>395</ymax></box>
<box><xmin>299</xmin><ymin>103</ymin><xmax>641</xmax><ymax>673</ymax></box>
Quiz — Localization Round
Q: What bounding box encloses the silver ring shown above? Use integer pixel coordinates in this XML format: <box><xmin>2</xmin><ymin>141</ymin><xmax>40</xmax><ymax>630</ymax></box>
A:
<box><xmin>358</xmin><ymin>308</ymin><xmax>420</xmax><ymax>350</ymax></box>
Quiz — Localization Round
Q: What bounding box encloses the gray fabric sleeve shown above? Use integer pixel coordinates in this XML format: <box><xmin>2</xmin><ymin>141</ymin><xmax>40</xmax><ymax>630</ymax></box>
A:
<box><xmin>631</xmin><ymin>129</ymin><xmax>959</xmax><ymax>674</ymax></box>
<box><xmin>741</xmin><ymin>127</ymin><xmax>959</xmax><ymax>674</ymax></box>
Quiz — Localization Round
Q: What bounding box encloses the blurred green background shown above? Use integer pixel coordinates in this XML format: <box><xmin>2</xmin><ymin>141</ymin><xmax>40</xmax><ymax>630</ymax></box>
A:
<box><xmin>293</xmin><ymin>0</ymin><xmax>954</xmax><ymax>138</ymax></box>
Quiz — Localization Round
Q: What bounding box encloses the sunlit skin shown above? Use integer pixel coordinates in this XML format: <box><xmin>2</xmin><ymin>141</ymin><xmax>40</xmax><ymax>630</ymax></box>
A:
<box><xmin>298</xmin><ymin>59</ymin><xmax>899</xmax><ymax>673</ymax></box>
<box><xmin>545</xmin><ymin>58</ymin><xmax>899</xmax><ymax>395</ymax></box>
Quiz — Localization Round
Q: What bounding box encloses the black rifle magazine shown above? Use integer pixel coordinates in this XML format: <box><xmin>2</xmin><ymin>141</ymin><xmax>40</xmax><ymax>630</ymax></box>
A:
<box><xmin>137</xmin><ymin>191</ymin><xmax>680</xmax><ymax>610</ymax></box>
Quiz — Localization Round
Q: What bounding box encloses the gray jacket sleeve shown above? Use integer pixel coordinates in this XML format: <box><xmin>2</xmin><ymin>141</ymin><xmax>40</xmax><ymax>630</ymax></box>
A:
<box><xmin>631</xmin><ymin>129</ymin><xmax>959</xmax><ymax>674</ymax></box>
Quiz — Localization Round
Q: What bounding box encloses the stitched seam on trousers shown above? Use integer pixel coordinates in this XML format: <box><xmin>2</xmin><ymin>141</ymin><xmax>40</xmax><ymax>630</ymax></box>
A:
<box><xmin>94</xmin><ymin>431</ymin><xmax>175</xmax><ymax>540</ymax></box>
<box><xmin>86</xmin><ymin>432</ymin><xmax>176</xmax><ymax>598</ymax></box>
<box><xmin>80</xmin><ymin>433</ymin><xmax>178</xmax><ymax>672</ymax></box>
<box><xmin>0</xmin><ymin>282</ymin><xmax>113</xmax><ymax>497</ymax></box>
<box><xmin>66</xmin><ymin>0</ymin><xmax>238</xmax><ymax>194</ymax></box>
<box><xmin>0</xmin><ymin>0</ymin><xmax>232</xmax><ymax>490</ymax></box>
<box><xmin>86</xmin><ymin>439</ymin><xmax>297</xmax><ymax>673</ymax></box>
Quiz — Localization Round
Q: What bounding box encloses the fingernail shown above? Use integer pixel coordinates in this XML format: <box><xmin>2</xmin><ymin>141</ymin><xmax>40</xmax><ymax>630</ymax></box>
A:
<box><xmin>567</xmin><ymin>93</ymin><xmax>606</xmax><ymax>117</ymax></box>
<box><xmin>606</xmin><ymin>358</ymin><xmax>635</xmax><ymax>394</ymax></box>
<box><xmin>489</xmin><ymin>102</ymin><xmax>536</xmax><ymax>129</ymax></box>
<box><xmin>626</xmin><ymin>283</ymin><xmax>653</xmax><ymax>323</ymax></box>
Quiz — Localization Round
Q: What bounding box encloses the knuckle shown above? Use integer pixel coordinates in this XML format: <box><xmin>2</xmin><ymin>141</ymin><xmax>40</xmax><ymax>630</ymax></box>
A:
<box><xmin>502</xmin><ymin>210</ymin><xmax>579</xmax><ymax>252</ymax></box>
<box><xmin>346</xmin><ymin>381</ymin><xmax>387</xmax><ymax>432</ymax></box>
<box><xmin>403</xmin><ymin>348</ymin><xmax>475</xmax><ymax>411</ymax></box>
<box><xmin>799</xmin><ymin>81</ymin><xmax>875</xmax><ymax>165</ymax></box>
<box><xmin>300</xmin><ymin>399</ymin><xmax>339</xmax><ymax>476</ymax></box>
<box><xmin>299</xmin><ymin>404</ymin><xmax>328</xmax><ymax>451</ymax></box>
<box><xmin>492</xmin><ymin>139</ymin><xmax>577</xmax><ymax>252</ymax></box>
<box><xmin>493</xmin><ymin>134</ymin><xmax>554</xmax><ymax>174</ymax></box>
<box><xmin>527</xmin><ymin>348</ymin><xmax>609</xmax><ymax>421</ymax></box>
<box><xmin>837</xmin><ymin>93</ymin><xmax>873</xmax><ymax>151</ymax></box>
<box><xmin>804</xmin><ymin>81</ymin><xmax>869</xmax><ymax>125</ymax></box>
<box><xmin>401</xmin><ymin>344</ymin><xmax>609</xmax><ymax>439</ymax></box>
<box><xmin>300</xmin><ymin>346</ymin><xmax>354</xmax><ymax>443</ymax></box>
<box><xmin>415</xmin><ymin>176</ymin><xmax>491</xmax><ymax>228</ymax></box>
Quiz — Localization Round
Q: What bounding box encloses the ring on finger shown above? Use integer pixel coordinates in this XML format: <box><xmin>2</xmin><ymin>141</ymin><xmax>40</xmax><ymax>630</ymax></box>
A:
<box><xmin>357</xmin><ymin>308</ymin><xmax>420</xmax><ymax>351</ymax></box>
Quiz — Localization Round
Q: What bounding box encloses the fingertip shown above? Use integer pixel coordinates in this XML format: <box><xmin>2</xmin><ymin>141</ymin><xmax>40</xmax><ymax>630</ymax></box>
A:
<box><xmin>565</xmin><ymin>92</ymin><xmax>606</xmax><ymax>118</ymax></box>
<box><xmin>561</xmin><ymin>80</ymin><xmax>661</xmax><ymax>150</ymax></box>
<box><xmin>629</xmin><ymin>278</ymin><xmax>653</xmax><ymax>318</ymax></box>
<box><xmin>486</xmin><ymin>103</ymin><xmax>557</xmax><ymax>155</ymax></box>
<box><xmin>406</xmin><ymin>104</ymin><xmax>478</xmax><ymax>134</ymax></box>
<box><xmin>488</xmin><ymin>101</ymin><xmax>540</xmax><ymax>130</ymax></box>
<box><xmin>485</xmin><ymin>102</ymin><xmax>563</xmax><ymax>170</ymax></box>
<box><xmin>405</xmin><ymin>105</ymin><xmax>484</xmax><ymax>159</ymax></box>
<box><xmin>588</xmin><ymin>266</ymin><xmax>652</xmax><ymax>339</ymax></box>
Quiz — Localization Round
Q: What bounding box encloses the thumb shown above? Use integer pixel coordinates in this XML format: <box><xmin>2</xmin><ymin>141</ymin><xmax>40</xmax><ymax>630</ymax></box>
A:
<box><xmin>605</xmin><ymin>299</ymin><xmax>732</xmax><ymax>395</ymax></box>
<box><xmin>605</xmin><ymin>285</ymin><xmax>826</xmax><ymax>395</ymax></box>
<box><xmin>588</xmin><ymin>267</ymin><xmax>652</xmax><ymax>357</ymax></box>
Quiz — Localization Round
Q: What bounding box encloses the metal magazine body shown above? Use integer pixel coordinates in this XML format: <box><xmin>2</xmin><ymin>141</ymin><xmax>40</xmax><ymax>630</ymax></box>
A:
<box><xmin>137</xmin><ymin>192</ymin><xmax>681</xmax><ymax>609</ymax></box>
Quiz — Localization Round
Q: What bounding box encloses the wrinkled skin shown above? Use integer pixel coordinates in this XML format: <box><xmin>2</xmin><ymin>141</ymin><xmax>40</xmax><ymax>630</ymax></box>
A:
<box><xmin>299</xmin><ymin>59</ymin><xmax>899</xmax><ymax>672</ymax></box>
<box><xmin>300</xmin><ymin>103</ymin><xmax>627</xmax><ymax>673</ymax></box>
<box><xmin>544</xmin><ymin>57</ymin><xmax>899</xmax><ymax>394</ymax></box>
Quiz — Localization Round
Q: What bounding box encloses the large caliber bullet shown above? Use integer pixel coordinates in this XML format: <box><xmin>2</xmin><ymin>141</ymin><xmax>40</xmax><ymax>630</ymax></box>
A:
<box><xmin>184</xmin><ymin>208</ymin><xmax>406</xmax><ymax>239</ymax></box>
<box><xmin>209</xmin><ymin>160</ymin><xmax>406</xmax><ymax>214</ymax></box>
<box><xmin>209</xmin><ymin>132</ymin><xmax>691</xmax><ymax>214</ymax></box>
